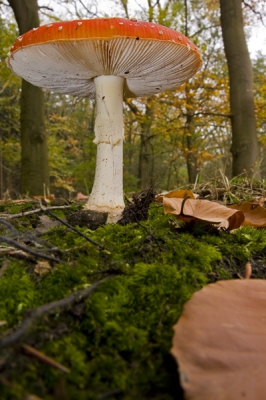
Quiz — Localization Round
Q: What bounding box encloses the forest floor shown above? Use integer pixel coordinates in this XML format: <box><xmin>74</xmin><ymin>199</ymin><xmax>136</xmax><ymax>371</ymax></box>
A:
<box><xmin>0</xmin><ymin>178</ymin><xmax>266</xmax><ymax>400</ymax></box>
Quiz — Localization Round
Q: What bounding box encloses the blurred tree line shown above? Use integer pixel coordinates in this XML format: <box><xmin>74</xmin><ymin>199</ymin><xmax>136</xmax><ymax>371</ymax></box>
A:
<box><xmin>0</xmin><ymin>0</ymin><xmax>265</xmax><ymax>197</ymax></box>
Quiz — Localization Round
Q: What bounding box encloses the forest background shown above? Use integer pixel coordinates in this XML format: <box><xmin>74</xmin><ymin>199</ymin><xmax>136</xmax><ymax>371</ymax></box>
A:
<box><xmin>0</xmin><ymin>0</ymin><xmax>266</xmax><ymax>198</ymax></box>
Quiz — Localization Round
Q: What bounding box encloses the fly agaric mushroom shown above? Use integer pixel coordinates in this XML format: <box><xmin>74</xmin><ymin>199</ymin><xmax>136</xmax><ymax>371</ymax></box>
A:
<box><xmin>6</xmin><ymin>17</ymin><xmax>202</xmax><ymax>222</ymax></box>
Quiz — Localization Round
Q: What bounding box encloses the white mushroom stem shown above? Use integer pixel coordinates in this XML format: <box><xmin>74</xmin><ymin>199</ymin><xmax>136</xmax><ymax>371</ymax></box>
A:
<box><xmin>84</xmin><ymin>75</ymin><xmax>125</xmax><ymax>222</ymax></box>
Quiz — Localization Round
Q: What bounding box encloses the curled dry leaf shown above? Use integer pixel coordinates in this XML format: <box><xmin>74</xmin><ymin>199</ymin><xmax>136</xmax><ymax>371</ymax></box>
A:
<box><xmin>157</xmin><ymin>191</ymin><xmax>244</xmax><ymax>230</ymax></box>
<box><xmin>34</xmin><ymin>261</ymin><xmax>52</xmax><ymax>275</ymax></box>
<box><xmin>228</xmin><ymin>199</ymin><xmax>266</xmax><ymax>227</ymax></box>
<box><xmin>76</xmin><ymin>192</ymin><xmax>89</xmax><ymax>200</ymax></box>
<box><xmin>156</xmin><ymin>189</ymin><xmax>196</xmax><ymax>202</ymax></box>
<box><xmin>171</xmin><ymin>279</ymin><xmax>266</xmax><ymax>400</ymax></box>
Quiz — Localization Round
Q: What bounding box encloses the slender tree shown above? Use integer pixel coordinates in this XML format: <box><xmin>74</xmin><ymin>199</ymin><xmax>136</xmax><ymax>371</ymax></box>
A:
<box><xmin>220</xmin><ymin>0</ymin><xmax>260</xmax><ymax>177</ymax></box>
<box><xmin>8</xmin><ymin>0</ymin><xmax>49</xmax><ymax>195</ymax></box>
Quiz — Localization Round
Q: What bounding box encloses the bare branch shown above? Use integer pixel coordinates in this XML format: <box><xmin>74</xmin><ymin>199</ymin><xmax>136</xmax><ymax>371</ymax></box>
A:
<box><xmin>243</xmin><ymin>1</ymin><xmax>266</xmax><ymax>27</ymax></box>
<box><xmin>38</xmin><ymin>6</ymin><xmax>54</xmax><ymax>12</ymax></box>
<box><xmin>0</xmin><ymin>205</ymin><xmax>71</xmax><ymax>219</ymax></box>
<box><xmin>77</xmin><ymin>0</ymin><xmax>98</xmax><ymax>18</ymax></box>
<box><xmin>190</xmin><ymin>24</ymin><xmax>221</xmax><ymax>38</ymax></box>
<box><xmin>0</xmin><ymin>235</ymin><xmax>63</xmax><ymax>263</ymax></box>
<box><xmin>0</xmin><ymin>277</ymin><xmax>111</xmax><ymax>349</ymax></box>
<box><xmin>39</xmin><ymin>201</ymin><xmax>107</xmax><ymax>251</ymax></box>
<box><xmin>193</xmin><ymin>112</ymin><xmax>233</xmax><ymax>118</ymax></box>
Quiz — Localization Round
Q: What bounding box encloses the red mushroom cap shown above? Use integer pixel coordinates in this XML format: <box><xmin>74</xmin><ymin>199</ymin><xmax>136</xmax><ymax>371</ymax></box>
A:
<box><xmin>7</xmin><ymin>17</ymin><xmax>202</xmax><ymax>98</ymax></box>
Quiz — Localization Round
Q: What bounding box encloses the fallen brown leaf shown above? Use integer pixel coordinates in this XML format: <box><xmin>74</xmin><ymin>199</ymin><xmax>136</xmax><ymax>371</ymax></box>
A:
<box><xmin>156</xmin><ymin>189</ymin><xmax>196</xmax><ymax>202</ymax></box>
<box><xmin>228</xmin><ymin>200</ymin><xmax>266</xmax><ymax>227</ymax></box>
<box><xmin>34</xmin><ymin>261</ymin><xmax>52</xmax><ymax>275</ymax></box>
<box><xmin>76</xmin><ymin>192</ymin><xmax>89</xmax><ymax>200</ymax></box>
<box><xmin>171</xmin><ymin>278</ymin><xmax>266</xmax><ymax>400</ymax></box>
<box><xmin>157</xmin><ymin>194</ymin><xmax>244</xmax><ymax>230</ymax></box>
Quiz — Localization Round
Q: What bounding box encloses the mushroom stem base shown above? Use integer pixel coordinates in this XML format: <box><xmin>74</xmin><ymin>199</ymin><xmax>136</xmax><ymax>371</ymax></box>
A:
<box><xmin>84</xmin><ymin>141</ymin><xmax>124</xmax><ymax>223</ymax></box>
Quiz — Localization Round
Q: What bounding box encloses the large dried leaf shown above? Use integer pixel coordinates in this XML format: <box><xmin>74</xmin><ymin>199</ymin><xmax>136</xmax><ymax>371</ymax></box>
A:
<box><xmin>156</xmin><ymin>190</ymin><xmax>196</xmax><ymax>202</ymax></box>
<box><xmin>171</xmin><ymin>279</ymin><xmax>266</xmax><ymax>400</ymax></box>
<box><xmin>157</xmin><ymin>194</ymin><xmax>244</xmax><ymax>230</ymax></box>
<box><xmin>228</xmin><ymin>199</ymin><xmax>266</xmax><ymax>227</ymax></box>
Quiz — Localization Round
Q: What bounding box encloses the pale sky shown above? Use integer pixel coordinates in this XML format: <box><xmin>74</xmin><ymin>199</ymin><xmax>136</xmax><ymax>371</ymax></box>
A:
<box><xmin>38</xmin><ymin>0</ymin><xmax>266</xmax><ymax>59</ymax></box>
<box><xmin>92</xmin><ymin>0</ymin><xmax>266</xmax><ymax>59</ymax></box>
<box><xmin>247</xmin><ymin>25</ymin><xmax>266</xmax><ymax>57</ymax></box>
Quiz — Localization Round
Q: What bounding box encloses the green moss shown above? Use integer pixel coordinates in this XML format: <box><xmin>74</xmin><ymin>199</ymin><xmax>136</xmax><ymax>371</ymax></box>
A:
<box><xmin>0</xmin><ymin>261</ymin><xmax>36</xmax><ymax>326</ymax></box>
<box><xmin>1</xmin><ymin>202</ymin><xmax>266</xmax><ymax>399</ymax></box>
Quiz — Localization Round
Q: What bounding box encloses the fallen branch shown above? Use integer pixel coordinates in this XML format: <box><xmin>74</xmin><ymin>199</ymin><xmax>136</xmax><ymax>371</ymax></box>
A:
<box><xmin>0</xmin><ymin>218</ymin><xmax>63</xmax><ymax>253</ymax></box>
<box><xmin>0</xmin><ymin>236</ymin><xmax>63</xmax><ymax>264</ymax></box>
<box><xmin>39</xmin><ymin>202</ymin><xmax>107</xmax><ymax>251</ymax></box>
<box><xmin>0</xmin><ymin>205</ymin><xmax>72</xmax><ymax>219</ymax></box>
<box><xmin>0</xmin><ymin>277</ymin><xmax>111</xmax><ymax>349</ymax></box>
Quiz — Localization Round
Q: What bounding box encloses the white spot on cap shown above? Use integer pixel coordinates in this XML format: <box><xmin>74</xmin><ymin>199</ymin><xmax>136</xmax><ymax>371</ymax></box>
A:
<box><xmin>46</xmin><ymin>23</ymin><xmax>53</xmax><ymax>27</ymax></box>
<box><xmin>187</xmin><ymin>43</ymin><xmax>191</xmax><ymax>51</ymax></box>
<box><xmin>172</xmin><ymin>39</ymin><xmax>176</xmax><ymax>42</ymax></box>
<box><xmin>159</xmin><ymin>31</ymin><xmax>163</xmax><ymax>35</ymax></box>
<box><xmin>33</xmin><ymin>27</ymin><xmax>38</xmax><ymax>31</ymax></box>
<box><xmin>77</xmin><ymin>21</ymin><xmax>82</xmax><ymax>26</ymax></box>
<box><xmin>178</xmin><ymin>36</ymin><xmax>182</xmax><ymax>41</ymax></box>
<box><xmin>11</xmin><ymin>45</ymin><xmax>14</xmax><ymax>49</ymax></box>
<box><xmin>58</xmin><ymin>26</ymin><xmax>63</xmax><ymax>31</ymax></box>
<box><xmin>151</xmin><ymin>26</ymin><xmax>155</xmax><ymax>28</ymax></box>
<box><xmin>18</xmin><ymin>36</ymin><xmax>23</xmax><ymax>41</ymax></box>
<box><xmin>119</xmin><ymin>22</ymin><xmax>124</xmax><ymax>25</ymax></box>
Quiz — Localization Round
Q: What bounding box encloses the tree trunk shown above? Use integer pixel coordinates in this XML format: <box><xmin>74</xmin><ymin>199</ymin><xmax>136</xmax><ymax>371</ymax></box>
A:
<box><xmin>184</xmin><ymin>0</ymin><xmax>199</xmax><ymax>183</ymax></box>
<box><xmin>8</xmin><ymin>0</ymin><xmax>49</xmax><ymax>195</ymax></box>
<box><xmin>220</xmin><ymin>0</ymin><xmax>260</xmax><ymax>177</ymax></box>
<box><xmin>138</xmin><ymin>101</ymin><xmax>153</xmax><ymax>189</ymax></box>
<box><xmin>185</xmin><ymin>114</ymin><xmax>199</xmax><ymax>183</ymax></box>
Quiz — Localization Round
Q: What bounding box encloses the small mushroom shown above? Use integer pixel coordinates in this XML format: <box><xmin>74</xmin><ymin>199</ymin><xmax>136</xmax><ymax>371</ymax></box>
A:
<box><xmin>6</xmin><ymin>17</ymin><xmax>202</xmax><ymax>222</ymax></box>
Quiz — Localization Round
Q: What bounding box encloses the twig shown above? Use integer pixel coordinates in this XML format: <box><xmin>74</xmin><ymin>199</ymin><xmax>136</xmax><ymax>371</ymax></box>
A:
<box><xmin>0</xmin><ymin>236</ymin><xmax>63</xmax><ymax>263</ymax></box>
<box><xmin>0</xmin><ymin>218</ymin><xmax>18</xmax><ymax>235</ymax></box>
<box><xmin>38</xmin><ymin>5</ymin><xmax>54</xmax><ymax>11</ymax></box>
<box><xmin>98</xmin><ymin>388</ymin><xmax>124</xmax><ymax>400</ymax></box>
<box><xmin>39</xmin><ymin>201</ymin><xmax>107</xmax><ymax>251</ymax></box>
<box><xmin>21</xmin><ymin>344</ymin><xmax>70</xmax><ymax>373</ymax></box>
<box><xmin>0</xmin><ymin>218</ymin><xmax>63</xmax><ymax>254</ymax></box>
<box><xmin>0</xmin><ymin>205</ymin><xmax>72</xmax><ymax>219</ymax></box>
<box><xmin>0</xmin><ymin>277</ymin><xmax>111</xmax><ymax>349</ymax></box>
<box><xmin>243</xmin><ymin>1</ymin><xmax>266</xmax><ymax>27</ymax></box>
<box><xmin>0</xmin><ymin>373</ymin><xmax>45</xmax><ymax>399</ymax></box>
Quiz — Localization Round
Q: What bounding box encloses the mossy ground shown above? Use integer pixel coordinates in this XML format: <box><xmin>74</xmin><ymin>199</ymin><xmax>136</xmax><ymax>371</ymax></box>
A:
<box><xmin>0</xmin><ymin>197</ymin><xmax>266</xmax><ymax>400</ymax></box>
